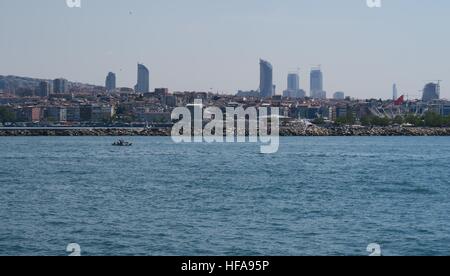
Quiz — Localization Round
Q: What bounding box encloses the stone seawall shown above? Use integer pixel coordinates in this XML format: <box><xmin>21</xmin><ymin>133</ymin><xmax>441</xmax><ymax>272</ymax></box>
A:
<box><xmin>2</xmin><ymin>126</ymin><xmax>450</xmax><ymax>137</ymax></box>
<box><xmin>0</xmin><ymin>128</ymin><xmax>171</xmax><ymax>137</ymax></box>
<box><xmin>280</xmin><ymin>126</ymin><xmax>450</xmax><ymax>136</ymax></box>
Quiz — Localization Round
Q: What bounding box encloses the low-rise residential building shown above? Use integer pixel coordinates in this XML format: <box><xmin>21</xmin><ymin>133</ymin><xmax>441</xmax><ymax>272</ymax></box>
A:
<box><xmin>91</xmin><ymin>105</ymin><xmax>115</xmax><ymax>122</ymax></box>
<box><xmin>45</xmin><ymin>107</ymin><xmax>67</xmax><ymax>122</ymax></box>
<box><xmin>15</xmin><ymin>107</ymin><xmax>41</xmax><ymax>122</ymax></box>
<box><xmin>136</xmin><ymin>112</ymin><xmax>171</xmax><ymax>123</ymax></box>
<box><xmin>80</xmin><ymin>105</ymin><xmax>92</xmax><ymax>122</ymax></box>
<box><xmin>66</xmin><ymin>106</ymin><xmax>81</xmax><ymax>122</ymax></box>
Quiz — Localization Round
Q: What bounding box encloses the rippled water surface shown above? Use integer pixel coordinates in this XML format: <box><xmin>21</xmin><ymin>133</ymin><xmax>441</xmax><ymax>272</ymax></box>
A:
<box><xmin>1</xmin><ymin>137</ymin><xmax>450</xmax><ymax>256</ymax></box>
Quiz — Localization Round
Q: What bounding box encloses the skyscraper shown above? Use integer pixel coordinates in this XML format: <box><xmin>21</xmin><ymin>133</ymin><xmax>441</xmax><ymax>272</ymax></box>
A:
<box><xmin>37</xmin><ymin>81</ymin><xmax>51</xmax><ymax>97</ymax></box>
<box><xmin>259</xmin><ymin>59</ymin><xmax>274</xmax><ymax>98</ymax></box>
<box><xmin>283</xmin><ymin>72</ymin><xmax>306</xmax><ymax>99</ymax></box>
<box><xmin>393</xmin><ymin>84</ymin><xmax>398</xmax><ymax>101</ymax></box>
<box><xmin>53</xmin><ymin>78</ymin><xmax>68</xmax><ymax>94</ymax></box>
<box><xmin>310</xmin><ymin>68</ymin><xmax>324</xmax><ymax>99</ymax></box>
<box><xmin>422</xmin><ymin>82</ymin><xmax>440</xmax><ymax>102</ymax></box>
<box><xmin>287</xmin><ymin>73</ymin><xmax>300</xmax><ymax>91</ymax></box>
<box><xmin>136</xmin><ymin>63</ymin><xmax>150</xmax><ymax>93</ymax></box>
<box><xmin>105</xmin><ymin>72</ymin><xmax>116</xmax><ymax>92</ymax></box>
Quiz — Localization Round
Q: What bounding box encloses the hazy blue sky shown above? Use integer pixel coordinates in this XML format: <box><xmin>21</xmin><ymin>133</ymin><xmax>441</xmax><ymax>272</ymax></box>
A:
<box><xmin>1</xmin><ymin>0</ymin><xmax>449</xmax><ymax>99</ymax></box>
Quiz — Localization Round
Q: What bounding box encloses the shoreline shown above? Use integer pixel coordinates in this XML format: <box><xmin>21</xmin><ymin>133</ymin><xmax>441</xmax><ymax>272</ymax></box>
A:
<box><xmin>2</xmin><ymin>126</ymin><xmax>450</xmax><ymax>137</ymax></box>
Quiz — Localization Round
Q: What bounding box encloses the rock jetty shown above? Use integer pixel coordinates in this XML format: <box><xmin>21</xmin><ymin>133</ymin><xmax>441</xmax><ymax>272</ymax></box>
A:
<box><xmin>2</xmin><ymin>126</ymin><xmax>450</xmax><ymax>137</ymax></box>
<box><xmin>279</xmin><ymin>126</ymin><xmax>450</xmax><ymax>136</ymax></box>
<box><xmin>0</xmin><ymin>128</ymin><xmax>171</xmax><ymax>137</ymax></box>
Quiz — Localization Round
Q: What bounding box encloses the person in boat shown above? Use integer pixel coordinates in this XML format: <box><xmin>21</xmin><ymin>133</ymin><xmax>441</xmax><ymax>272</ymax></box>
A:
<box><xmin>113</xmin><ymin>139</ymin><xmax>132</xmax><ymax>146</ymax></box>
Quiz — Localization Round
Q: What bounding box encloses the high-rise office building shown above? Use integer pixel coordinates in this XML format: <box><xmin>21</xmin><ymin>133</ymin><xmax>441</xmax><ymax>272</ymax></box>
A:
<box><xmin>37</xmin><ymin>81</ymin><xmax>51</xmax><ymax>97</ymax></box>
<box><xmin>53</xmin><ymin>78</ymin><xmax>68</xmax><ymax>94</ymax></box>
<box><xmin>422</xmin><ymin>82</ymin><xmax>440</xmax><ymax>102</ymax></box>
<box><xmin>105</xmin><ymin>72</ymin><xmax>116</xmax><ymax>92</ymax></box>
<box><xmin>283</xmin><ymin>72</ymin><xmax>306</xmax><ymax>99</ymax></box>
<box><xmin>287</xmin><ymin>73</ymin><xmax>300</xmax><ymax>91</ymax></box>
<box><xmin>136</xmin><ymin>63</ymin><xmax>150</xmax><ymax>93</ymax></box>
<box><xmin>259</xmin><ymin>59</ymin><xmax>274</xmax><ymax>98</ymax></box>
<box><xmin>310</xmin><ymin>68</ymin><xmax>324</xmax><ymax>99</ymax></box>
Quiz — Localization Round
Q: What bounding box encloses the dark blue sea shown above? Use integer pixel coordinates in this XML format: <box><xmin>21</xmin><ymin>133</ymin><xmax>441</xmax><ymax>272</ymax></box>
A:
<box><xmin>1</xmin><ymin>137</ymin><xmax>450</xmax><ymax>256</ymax></box>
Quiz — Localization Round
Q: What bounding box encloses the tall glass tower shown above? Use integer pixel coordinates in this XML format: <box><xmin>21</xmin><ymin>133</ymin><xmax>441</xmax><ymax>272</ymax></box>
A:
<box><xmin>105</xmin><ymin>72</ymin><xmax>116</xmax><ymax>92</ymax></box>
<box><xmin>136</xmin><ymin>63</ymin><xmax>150</xmax><ymax>93</ymax></box>
<box><xmin>53</xmin><ymin>78</ymin><xmax>68</xmax><ymax>94</ymax></box>
<box><xmin>287</xmin><ymin>73</ymin><xmax>300</xmax><ymax>91</ymax></box>
<box><xmin>310</xmin><ymin>68</ymin><xmax>323</xmax><ymax>98</ymax></box>
<box><xmin>259</xmin><ymin>59</ymin><xmax>274</xmax><ymax>98</ymax></box>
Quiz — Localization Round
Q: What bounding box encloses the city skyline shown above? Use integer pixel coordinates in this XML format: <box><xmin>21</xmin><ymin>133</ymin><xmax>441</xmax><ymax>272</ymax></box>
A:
<box><xmin>1</xmin><ymin>61</ymin><xmax>444</xmax><ymax>101</ymax></box>
<box><xmin>0</xmin><ymin>0</ymin><xmax>449</xmax><ymax>99</ymax></box>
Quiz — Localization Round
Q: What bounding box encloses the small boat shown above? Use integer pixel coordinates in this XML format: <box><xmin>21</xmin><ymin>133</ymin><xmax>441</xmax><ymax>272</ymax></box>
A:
<box><xmin>112</xmin><ymin>140</ymin><xmax>133</xmax><ymax>147</ymax></box>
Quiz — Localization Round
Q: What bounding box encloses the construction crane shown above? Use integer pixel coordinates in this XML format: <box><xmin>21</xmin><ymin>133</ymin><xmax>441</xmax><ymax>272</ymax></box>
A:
<box><xmin>288</xmin><ymin>68</ymin><xmax>301</xmax><ymax>74</ymax></box>
<box><xmin>425</xmin><ymin>80</ymin><xmax>442</xmax><ymax>84</ymax></box>
<box><xmin>425</xmin><ymin>80</ymin><xmax>443</xmax><ymax>89</ymax></box>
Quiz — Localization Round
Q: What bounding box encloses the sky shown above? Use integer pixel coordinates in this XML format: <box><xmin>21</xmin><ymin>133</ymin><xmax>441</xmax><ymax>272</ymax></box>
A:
<box><xmin>0</xmin><ymin>0</ymin><xmax>449</xmax><ymax>99</ymax></box>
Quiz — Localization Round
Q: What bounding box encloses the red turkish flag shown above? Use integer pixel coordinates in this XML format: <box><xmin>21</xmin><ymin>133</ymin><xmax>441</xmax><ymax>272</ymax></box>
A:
<box><xmin>394</xmin><ymin>95</ymin><xmax>404</xmax><ymax>106</ymax></box>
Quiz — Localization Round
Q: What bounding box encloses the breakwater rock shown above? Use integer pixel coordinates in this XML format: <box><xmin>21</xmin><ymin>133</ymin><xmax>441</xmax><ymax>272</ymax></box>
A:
<box><xmin>0</xmin><ymin>128</ymin><xmax>171</xmax><ymax>137</ymax></box>
<box><xmin>1</xmin><ymin>126</ymin><xmax>450</xmax><ymax>137</ymax></box>
<box><xmin>280</xmin><ymin>126</ymin><xmax>450</xmax><ymax>136</ymax></box>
